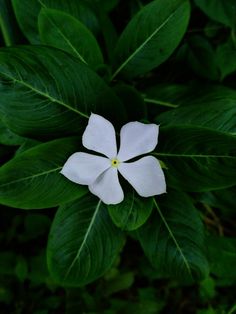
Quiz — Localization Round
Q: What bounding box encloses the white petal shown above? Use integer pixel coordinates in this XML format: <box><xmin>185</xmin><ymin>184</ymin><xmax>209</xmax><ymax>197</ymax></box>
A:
<box><xmin>117</xmin><ymin>122</ymin><xmax>159</xmax><ymax>161</ymax></box>
<box><xmin>82</xmin><ymin>113</ymin><xmax>117</xmax><ymax>159</ymax></box>
<box><xmin>89</xmin><ymin>167</ymin><xmax>124</xmax><ymax>205</ymax></box>
<box><xmin>118</xmin><ymin>156</ymin><xmax>166</xmax><ymax>197</ymax></box>
<box><xmin>60</xmin><ymin>152</ymin><xmax>110</xmax><ymax>185</ymax></box>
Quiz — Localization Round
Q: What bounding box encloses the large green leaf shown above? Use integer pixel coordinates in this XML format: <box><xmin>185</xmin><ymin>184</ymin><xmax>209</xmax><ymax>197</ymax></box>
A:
<box><xmin>194</xmin><ymin>0</ymin><xmax>236</xmax><ymax>28</ymax></box>
<box><xmin>157</xmin><ymin>86</ymin><xmax>236</xmax><ymax>134</ymax></box>
<box><xmin>112</xmin><ymin>0</ymin><xmax>190</xmax><ymax>79</ymax></box>
<box><xmin>108</xmin><ymin>192</ymin><xmax>153</xmax><ymax>231</ymax></box>
<box><xmin>11</xmin><ymin>0</ymin><xmax>100</xmax><ymax>43</ymax></box>
<box><xmin>154</xmin><ymin>126</ymin><xmax>236</xmax><ymax>191</ymax></box>
<box><xmin>0</xmin><ymin>46</ymin><xmax>123</xmax><ymax>139</ymax></box>
<box><xmin>136</xmin><ymin>192</ymin><xmax>209</xmax><ymax>282</ymax></box>
<box><xmin>47</xmin><ymin>195</ymin><xmax>125</xmax><ymax>286</ymax></box>
<box><xmin>0</xmin><ymin>137</ymin><xmax>87</xmax><ymax>209</ymax></box>
<box><xmin>38</xmin><ymin>8</ymin><xmax>103</xmax><ymax>67</ymax></box>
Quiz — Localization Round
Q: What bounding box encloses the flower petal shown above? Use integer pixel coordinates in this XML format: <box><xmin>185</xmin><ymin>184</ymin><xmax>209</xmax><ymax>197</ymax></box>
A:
<box><xmin>60</xmin><ymin>152</ymin><xmax>110</xmax><ymax>185</ymax></box>
<box><xmin>117</xmin><ymin>122</ymin><xmax>159</xmax><ymax>161</ymax></box>
<box><xmin>82</xmin><ymin>113</ymin><xmax>117</xmax><ymax>158</ymax></box>
<box><xmin>89</xmin><ymin>168</ymin><xmax>124</xmax><ymax>204</ymax></box>
<box><xmin>118</xmin><ymin>156</ymin><xmax>166</xmax><ymax>197</ymax></box>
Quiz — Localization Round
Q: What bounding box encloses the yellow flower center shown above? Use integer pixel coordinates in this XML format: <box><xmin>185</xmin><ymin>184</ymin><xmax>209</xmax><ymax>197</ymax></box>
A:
<box><xmin>111</xmin><ymin>158</ymin><xmax>120</xmax><ymax>168</ymax></box>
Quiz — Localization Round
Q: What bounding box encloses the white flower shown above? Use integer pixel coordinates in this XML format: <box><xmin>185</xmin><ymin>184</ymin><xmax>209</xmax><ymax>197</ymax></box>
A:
<box><xmin>61</xmin><ymin>114</ymin><xmax>166</xmax><ymax>205</ymax></box>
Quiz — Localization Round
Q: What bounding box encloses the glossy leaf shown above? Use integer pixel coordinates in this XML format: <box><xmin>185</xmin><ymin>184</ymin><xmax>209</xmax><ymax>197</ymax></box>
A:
<box><xmin>157</xmin><ymin>86</ymin><xmax>236</xmax><ymax>134</ymax></box>
<box><xmin>108</xmin><ymin>192</ymin><xmax>153</xmax><ymax>231</ymax></box>
<box><xmin>112</xmin><ymin>0</ymin><xmax>190</xmax><ymax>79</ymax></box>
<box><xmin>0</xmin><ymin>46</ymin><xmax>123</xmax><ymax>139</ymax></box>
<box><xmin>12</xmin><ymin>0</ymin><xmax>100</xmax><ymax>43</ymax></box>
<box><xmin>47</xmin><ymin>195</ymin><xmax>125</xmax><ymax>286</ymax></box>
<box><xmin>155</xmin><ymin>126</ymin><xmax>236</xmax><ymax>191</ymax></box>
<box><xmin>194</xmin><ymin>0</ymin><xmax>236</xmax><ymax>28</ymax></box>
<box><xmin>0</xmin><ymin>137</ymin><xmax>87</xmax><ymax>209</ymax></box>
<box><xmin>38</xmin><ymin>8</ymin><xmax>103</xmax><ymax>67</ymax></box>
<box><xmin>136</xmin><ymin>192</ymin><xmax>209</xmax><ymax>282</ymax></box>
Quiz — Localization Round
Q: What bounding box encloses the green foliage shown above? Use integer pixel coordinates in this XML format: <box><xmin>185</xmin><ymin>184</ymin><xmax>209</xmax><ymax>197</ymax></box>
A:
<box><xmin>0</xmin><ymin>0</ymin><xmax>236</xmax><ymax>312</ymax></box>
<box><xmin>137</xmin><ymin>192</ymin><xmax>209</xmax><ymax>282</ymax></box>
<box><xmin>38</xmin><ymin>8</ymin><xmax>104</xmax><ymax>67</ymax></box>
<box><xmin>47</xmin><ymin>195</ymin><xmax>125</xmax><ymax>286</ymax></box>
<box><xmin>112</xmin><ymin>0</ymin><xmax>190</xmax><ymax>79</ymax></box>
<box><xmin>0</xmin><ymin>46</ymin><xmax>123</xmax><ymax>139</ymax></box>
<box><xmin>0</xmin><ymin>138</ymin><xmax>86</xmax><ymax>209</ymax></box>
<box><xmin>108</xmin><ymin>192</ymin><xmax>153</xmax><ymax>231</ymax></box>
<box><xmin>195</xmin><ymin>0</ymin><xmax>236</xmax><ymax>28</ymax></box>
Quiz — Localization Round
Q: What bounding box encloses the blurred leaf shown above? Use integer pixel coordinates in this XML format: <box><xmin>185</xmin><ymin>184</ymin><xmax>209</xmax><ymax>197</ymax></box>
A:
<box><xmin>112</xmin><ymin>0</ymin><xmax>190</xmax><ymax>79</ymax></box>
<box><xmin>207</xmin><ymin>235</ymin><xmax>236</xmax><ymax>279</ymax></box>
<box><xmin>199</xmin><ymin>277</ymin><xmax>216</xmax><ymax>301</ymax></box>
<box><xmin>198</xmin><ymin>187</ymin><xmax>236</xmax><ymax>217</ymax></box>
<box><xmin>38</xmin><ymin>8</ymin><xmax>103</xmax><ymax>67</ymax></box>
<box><xmin>185</xmin><ymin>35</ymin><xmax>219</xmax><ymax>80</ymax></box>
<box><xmin>194</xmin><ymin>0</ymin><xmax>236</xmax><ymax>28</ymax></box>
<box><xmin>108</xmin><ymin>192</ymin><xmax>153</xmax><ymax>231</ymax></box>
<box><xmin>0</xmin><ymin>46</ymin><xmax>124</xmax><ymax>140</ymax></box>
<box><xmin>0</xmin><ymin>0</ymin><xmax>18</xmax><ymax>46</ymax></box>
<box><xmin>216</xmin><ymin>38</ymin><xmax>236</xmax><ymax>80</ymax></box>
<box><xmin>47</xmin><ymin>195</ymin><xmax>125</xmax><ymax>286</ymax></box>
<box><xmin>156</xmin><ymin>126</ymin><xmax>236</xmax><ymax>191</ymax></box>
<box><xmin>23</xmin><ymin>214</ymin><xmax>51</xmax><ymax>238</ymax></box>
<box><xmin>103</xmin><ymin>272</ymin><xmax>134</xmax><ymax>296</ymax></box>
<box><xmin>0</xmin><ymin>137</ymin><xmax>87</xmax><ymax>209</ymax></box>
<box><xmin>137</xmin><ymin>191</ymin><xmax>209</xmax><ymax>282</ymax></box>
<box><xmin>0</xmin><ymin>251</ymin><xmax>16</xmax><ymax>275</ymax></box>
<box><xmin>15</xmin><ymin>255</ymin><xmax>28</xmax><ymax>281</ymax></box>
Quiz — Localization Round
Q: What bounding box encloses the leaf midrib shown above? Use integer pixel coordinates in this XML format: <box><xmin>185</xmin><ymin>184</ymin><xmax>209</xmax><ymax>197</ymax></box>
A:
<box><xmin>154</xmin><ymin>198</ymin><xmax>193</xmax><ymax>278</ymax></box>
<box><xmin>64</xmin><ymin>199</ymin><xmax>102</xmax><ymax>279</ymax></box>
<box><xmin>0</xmin><ymin>166</ymin><xmax>62</xmax><ymax>188</ymax></box>
<box><xmin>42</xmin><ymin>9</ymin><xmax>87</xmax><ymax>64</ymax></box>
<box><xmin>111</xmin><ymin>7</ymin><xmax>177</xmax><ymax>79</ymax></box>
<box><xmin>1</xmin><ymin>72</ymin><xmax>89</xmax><ymax>119</ymax></box>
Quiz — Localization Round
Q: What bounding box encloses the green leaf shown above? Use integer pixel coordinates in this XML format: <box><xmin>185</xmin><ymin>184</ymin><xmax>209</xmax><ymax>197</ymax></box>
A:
<box><xmin>0</xmin><ymin>119</ymin><xmax>25</xmax><ymax>146</ymax></box>
<box><xmin>0</xmin><ymin>46</ymin><xmax>123</xmax><ymax>139</ymax></box>
<box><xmin>136</xmin><ymin>192</ymin><xmax>209</xmax><ymax>282</ymax></box>
<box><xmin>185</xmin><ymin>35</ymin><xmax>219</xmax><ymax>80</ymax></box>
<box><xmin>108</xmin><ymin>192</ymin><xmax>153</xmax><ymax>231</ymax></box>
<box><xmin>112</xmin><ymin>0</ymin><xmax>190</xmax><ymax>79</ymax></box>
<box><xmin>194</xmin><ymin>0</ymin><xmax>236</xmax><ymax>28</ymax></box>
<box><xmin>47</xmin><ymin>195</ymin><xmax>125</xmax><ymax>286</ymax></box>
<box><xmin>207</xmin><ymin>235</ymin><xmax>236</xmax><ymax>279</ymax></box>
<box><xmin>157</xmin><ymin>86</ymin><xmax>236</xmax><ymax>134</ymax></box>
<box><xmin>38</xmin><ymin>8</ymin><xmax>103</xmax><ymax>67</ymax></box>
<box><xmin>0</xmin><ymin>0</ymin><xmax>18</xmax><ymax>46</ymax></box>
<box><xmin>0</xmin><ymin>137</ymin><xmax>87</xmax><ymax>209</ymax></box>
<box><xmin>12</xmin><ymin>0</ymin><xmax>100</xmax><ymax>43</ymax></box>
<box><xmin>198</xmin><ymin>187</ymin><xmax>236</xmax><ymax>217</ymax></box>
<box><xmin>155</xmin><ymin>126</ymin><xmax>236</xmax><ymax>191</ymax></box>
<box><xmin>216</xmin><ymin>38</ymin><xmax>236</xmax><ymax>80</ymax></box>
